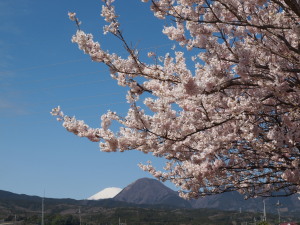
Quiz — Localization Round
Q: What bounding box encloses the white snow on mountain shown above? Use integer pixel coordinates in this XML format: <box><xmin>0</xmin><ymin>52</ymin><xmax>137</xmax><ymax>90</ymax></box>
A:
<box><xmin>87</xmin><ymin>187</ymin><xmax>122</xmax><ymax>200</ymax></box>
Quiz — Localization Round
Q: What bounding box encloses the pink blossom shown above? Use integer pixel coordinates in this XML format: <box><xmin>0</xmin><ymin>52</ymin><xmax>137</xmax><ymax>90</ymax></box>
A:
<box><xmin>52</xmin><ymin>0</ymin><xmax>300</xmax><ymax>199</ymax></box>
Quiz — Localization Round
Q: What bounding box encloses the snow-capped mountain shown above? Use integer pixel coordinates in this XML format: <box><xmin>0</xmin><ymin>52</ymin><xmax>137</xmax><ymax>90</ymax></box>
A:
<box><xmin>88</xmin><ymin>187</ymin><xmax>122</xmax><ymax>200</ymax></box>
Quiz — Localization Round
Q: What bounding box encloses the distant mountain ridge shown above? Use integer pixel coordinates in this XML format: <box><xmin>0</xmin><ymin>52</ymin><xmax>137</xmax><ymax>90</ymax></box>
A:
<box><xmin>0</xmin><ymin>190</ymin><xmax>41</xmax><ymax>201</ymax></box>
<box><xmin>2</xmin><ymin>190</ymin><xmax>290</xmax><ymax>225</ymax></box>
<box><xmin>113</xmin><ymin>178</ymin><xmax>300</xmax><ymax>214</ymax></box>
<box><xmin>1</xmin><ymin>178</ymin><xmax>300</xmax><ymax>214</ymax></box>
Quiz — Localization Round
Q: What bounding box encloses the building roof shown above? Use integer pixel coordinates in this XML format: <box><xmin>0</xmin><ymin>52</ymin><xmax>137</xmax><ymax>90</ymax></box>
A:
<box><xmin>279</xmin><ymin>222</ymin><xmax>298</xmax><ymax>225</ymax></box>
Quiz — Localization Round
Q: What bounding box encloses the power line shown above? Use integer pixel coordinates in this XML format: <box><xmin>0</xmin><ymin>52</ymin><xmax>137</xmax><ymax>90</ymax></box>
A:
<box><xmin>0</xmin><ymin>43</ymin><xmax>173</xmax><ymax>75</ymax></box>
<box><xmin>4</xmin><ymin>71</ymin><xmax>103</xmax><ymax>86</ymax></box>
<box><xmin>63</xmin><ymin>101</ymin><xmax>128</xmax><ymax>111</ymax></box>
<box><xmin>0</xmin><ymin>58</ymin><xmax>87</xmax><ymax>73</ymax></box>
<box><xmin>34</xmin><ymin>92</ymin><xmax>125</xmax><ymax>105</ymax></box>
<box><xmin>0</xmin><ymin>101</ymin><xmax>129</xmax><ymax>126</ymax></box>
<box><xmin>1</xmin><ymin>78</ymin><xmax>113</xmax><ymax>95</ymax></box>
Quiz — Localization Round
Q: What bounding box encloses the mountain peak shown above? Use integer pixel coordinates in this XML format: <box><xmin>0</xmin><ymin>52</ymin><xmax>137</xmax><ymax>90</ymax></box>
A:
<box><xmin>88</xmin><ymin>187</ymin><xmax>122</xmax><ymax>200</ymax></box>
<box><xmin>114</xmin><ymin>177</ymin><xmax>191</xmax><ymax>208</ymax></box>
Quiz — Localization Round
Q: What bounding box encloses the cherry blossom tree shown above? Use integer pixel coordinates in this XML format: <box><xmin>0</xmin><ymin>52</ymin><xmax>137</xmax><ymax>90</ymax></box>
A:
<box><xmin>52</xmin><ymin>0</ymin><xmax>300</xmax><ymax>199</ymax></box>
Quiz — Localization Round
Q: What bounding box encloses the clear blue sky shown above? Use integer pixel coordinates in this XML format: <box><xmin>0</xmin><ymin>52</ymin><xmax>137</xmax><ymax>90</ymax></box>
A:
<box><xmin>0</xmin><ymin>0</ymin><xmax>176</xmax><ymax>199</ymax></box>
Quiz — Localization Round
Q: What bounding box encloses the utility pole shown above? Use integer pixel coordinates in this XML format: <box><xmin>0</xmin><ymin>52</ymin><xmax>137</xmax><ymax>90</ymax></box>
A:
<box><xmin>79</xmin><ymin>207</ymin><xmax>82</xmax><ymax>225</ymax></box>
<box><xmin>42</xmin><ymin>190</ymin><xmax>45</xmax><ymax>225</ymax></box>
<box><xmin>42</xmin><ymin>196</ymin><xmax>44</xmax><ymax>225</ymax></box>
<box><xmin>276</xmin><ymin>200</ymin><xmax>281</xmax><ymax>224</ymax></box>
<box><xmin>263</xmin><ymin>199</ymin><xmax>267</xmax><ymax>222</ymax></box>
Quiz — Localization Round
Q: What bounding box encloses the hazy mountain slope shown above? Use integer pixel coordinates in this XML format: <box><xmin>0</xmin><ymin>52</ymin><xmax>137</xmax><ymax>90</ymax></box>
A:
<box><xmin>191</xmin><ymin>191</ymin><xmax>300</xmax><ymax>213</ymax></box>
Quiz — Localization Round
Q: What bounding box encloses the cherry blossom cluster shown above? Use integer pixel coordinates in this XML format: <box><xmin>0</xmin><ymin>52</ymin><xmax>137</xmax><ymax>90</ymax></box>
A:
<box><xmin>52</xmin><ymin>0</ymin><xmax>300</xmax><ymax>199</ymax></box>
<box><xmin>101</xmin><ymin>0</ymin><xmax>119</xmax><ymax>35</ymax></box>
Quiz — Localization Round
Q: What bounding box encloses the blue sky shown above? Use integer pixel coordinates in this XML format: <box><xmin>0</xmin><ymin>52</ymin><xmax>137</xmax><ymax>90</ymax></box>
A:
<box><xmin>0</xmin><ymin>0</ymin><xmax>177</xmax><ymax>199</ymax></box>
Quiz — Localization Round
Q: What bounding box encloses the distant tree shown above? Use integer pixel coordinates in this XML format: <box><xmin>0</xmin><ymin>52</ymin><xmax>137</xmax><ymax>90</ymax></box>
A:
<box><xmin>52</xmin><ymin>0</ymin><xmax>300</xmax><ymax>199</ymax></box>
<box><xmin>50</xmin><ymin>214</ymin><xmax>79</xmax><ymax>225</ymax></box>
<box><xmin>257</xmin><ymin>221</ymin><xmax>270</xmax><ymax>225</ymax></box>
